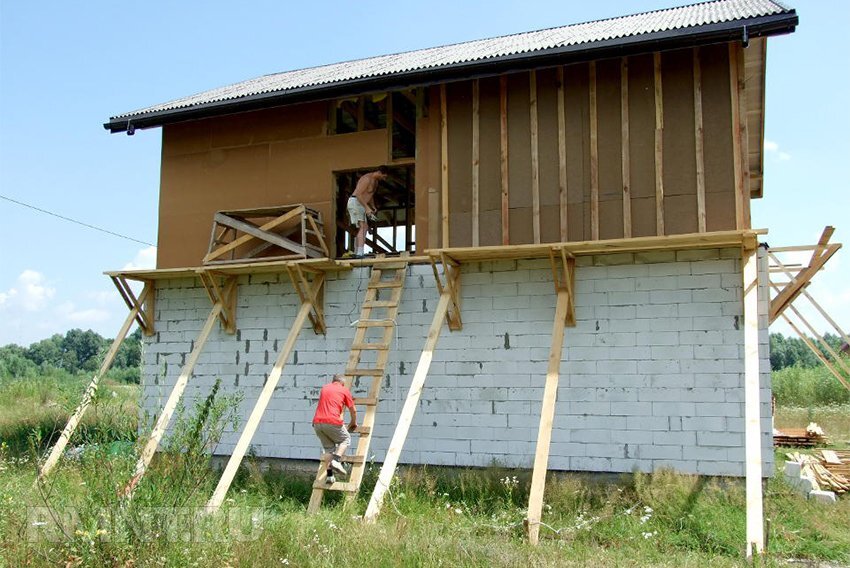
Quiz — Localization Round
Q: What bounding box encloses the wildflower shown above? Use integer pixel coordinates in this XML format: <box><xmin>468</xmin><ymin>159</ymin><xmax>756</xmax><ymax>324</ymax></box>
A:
<box><xmin>454</xmin><ymin>508</ymin><xmax>462</xmax><ymax>515</ymax></box>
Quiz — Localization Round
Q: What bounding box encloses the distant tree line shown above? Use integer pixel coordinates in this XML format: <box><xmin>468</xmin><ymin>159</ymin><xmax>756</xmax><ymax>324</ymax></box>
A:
<box><xmin>769</xmin><ymin>332</ymin><xmax>845</xmax><ymax>371</ymax></box>
<box><xmin>0</xmin><ymin>328</ymin><xmax>142</xmax><ymax>382</ymax></box>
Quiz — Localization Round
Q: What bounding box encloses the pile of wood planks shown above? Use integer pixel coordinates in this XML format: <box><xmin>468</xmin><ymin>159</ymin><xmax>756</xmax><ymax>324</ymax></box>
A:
<box><xmin>786</xmin><ymin>451</ymin><xmax>850</xmax><ymax>494</ymax></box>
<box><xmin>773</xmin><ymin>422</ymin><xmax>829</xmax><ymax>447</ymax></box>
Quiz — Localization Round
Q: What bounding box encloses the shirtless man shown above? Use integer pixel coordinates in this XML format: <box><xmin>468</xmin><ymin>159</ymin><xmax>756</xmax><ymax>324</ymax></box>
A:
<box><xmin>347</xmin><ymin>166</ymin><xmax>389</xmax><ymax>258</ymax></box>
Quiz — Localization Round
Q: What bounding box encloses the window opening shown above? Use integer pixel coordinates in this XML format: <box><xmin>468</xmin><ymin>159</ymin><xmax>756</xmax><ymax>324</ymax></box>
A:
<box><xmin>335</xmin><ymin>165</ymin><xmax>415</xmax><ymax>257</ymax></box>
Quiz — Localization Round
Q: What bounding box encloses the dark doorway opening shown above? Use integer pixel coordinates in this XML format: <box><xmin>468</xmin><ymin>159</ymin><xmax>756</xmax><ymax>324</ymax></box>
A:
<box><xmin>335</xmin><ymin>165</ymin><xmax>415</xmax><ymax>257</ymax></box>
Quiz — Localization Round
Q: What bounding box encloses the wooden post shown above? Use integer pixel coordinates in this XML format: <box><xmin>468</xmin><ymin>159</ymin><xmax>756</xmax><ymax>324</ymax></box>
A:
<box><xmin>122</xmin><ymin>302</ymin><xmax>223</xmax><ymax>498</ymax></box>
<box><xmin>694</xmin><ymin>48</ymin><xmax>707</xmax><ymax>233</ymax></box>
<box><xmin>589</xmin><ymin>62</ymin><xmax>599</xmax><ymax>241</ymax></box>
<box><xmin>557</xmin><ymin>67</ymin><xmax>568</xmax><ymax>242</ymax></box>
<box><xmin>526</xmin><ymin>287</ymin><xmax>571</xmax><ymax>544</ymax></box>
<box><xmin>654</xmin><ymin>52</ymin><xmax>665</xmax><ymax>236</ymax></box>
<box><xmin>530</xmin><ymin>70</ymin><xmax>541</xmax><ymax>244</ymax></box>
<box><xmin>440</xmin><ymin>84</ymin><xmax>450</xmax><ymax>248</ymax></box>
<box><xmin>742</xmin><ymin>246</ymin><xmax>764</xmax><ymax>558</ymax></box>
<box><xmin>730</xmin><ymin>43</ymin><xmax>746</xmax><ymax>231</ymax></box>
<box><xmin>500</xmin><ymin>75</ymin><xmax>510</xmax><ymax>246</ymax></box>
<box><xmin>472</xmin><ymin>79</ymin><xmax>480</xmax><ymax>247</ymax></box>
<box><xmin>37</xmin><ymin>284</ymin><xmax>152</xmax><ymax>481</ymax></box>
<box><xmin>204</xmin><ymin>292</ymin><xmax>318</xmax><ymax>513</ymax></box>
<box><xmin>363</xmin><ymin>293</ymin><xmax>451</xmax><ymax>523</ymax></box>
<box><xmin>621</xmin><ymin>57</ymin><xmax>631</xmax><ymax>238</ymax></box>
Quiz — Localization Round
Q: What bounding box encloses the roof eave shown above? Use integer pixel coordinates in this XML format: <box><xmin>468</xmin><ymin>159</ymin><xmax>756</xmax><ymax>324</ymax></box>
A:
<box><xmin>104</xmin><ymin>10</ymin><xmax>797</xmax><ymax>134</ymax></box>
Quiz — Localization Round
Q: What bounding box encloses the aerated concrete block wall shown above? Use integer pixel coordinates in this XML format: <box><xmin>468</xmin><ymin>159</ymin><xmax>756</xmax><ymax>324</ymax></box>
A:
<box><xmin>141</xmin><ymin>247</ymin><xmax>773</xmax><ymax>477</ymax></box>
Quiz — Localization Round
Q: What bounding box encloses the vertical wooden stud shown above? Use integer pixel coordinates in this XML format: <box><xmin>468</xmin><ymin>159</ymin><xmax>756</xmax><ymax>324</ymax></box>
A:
<box><xmin>472</xmin><ymin>79</ymin><xmax>480</xmax><ymax>247</ymax></box>
<box><xmin>557</xmin><ymin>67</ymin><xmax>568</xmax><ymax>242</ymax></box>
<box><xmin>694</xmin><ymin>48</ymin><xmax>707</xmax><ymax>233</ymax></box>
<box><xmin>440</xmin><ymin>84</ymin><xmax>449</xmax><ymax>247</ymax></box>
<box><xmin>730</xmin><ymin>43</ymin><xmax>745</xmax><ymax>231</ymax></box>
<box><xmin>589</xmin><ymin>62</ymin><xmax>599</xmax><ymax>241</ymax></box>
<box><xmin>654</xmin><ymin>52</ymin><xmax>665</xmax><ymax>236</ymax></box>
<box><xmin>500</xmin><ymin>75</ymin><xmax>510</xmax><ymax>245</ymax></box>
<box><xmin>621</xmin><ymin>57</ymin><xmax>632</xmax><ymax>238</ymax></box>
<box><xmin>530</xmin><ymin>70</ymin><xmax>541</xmax><ymax>243</ymax></box>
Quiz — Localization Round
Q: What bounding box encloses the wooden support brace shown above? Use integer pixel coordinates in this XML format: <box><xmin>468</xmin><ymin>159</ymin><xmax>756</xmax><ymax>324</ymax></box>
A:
<box><xmin>198</xmin><ymin>270</ymin><xmax>238</xmax><ymax>334</ymax></box>
<box><xmin>777</xmin><ymin>309</ymin><xmax>850</xmax><ymax>392</ymax></box>
<box><xmin>363</xmin><ymin>292</ymin><xmax>451</xmax><ymax>523</ymax></box>
<box><xmin>204</xmin><ymin>278</ymin><xmax>322</xmax><ymax>513</ymax></box>
<box><xmin>548</xmin><ymin>247</ymin><xmax>576</xmax><ymax>327</ymax></box>
<box><xmin>526</xmin><ymin>287</ymin><xmax>571</xmax><ymax>544</ymax></box>
<box><xmin>121</xmin><ymin>301</ymin><xmax>224</xmax><ymax>499</ymax></box>
<box><xmin>111</xmin><ymin>276</ymin><xmax>155</xmax><ymax>335</ymax></box>
<box><xmin>429</xmin><ymin>253</ymin><xmax>462</xmax><ymax>331</ymax></box>
<box><xmin>742</xmin><ymin>246</ymin><xmax>764</xmax><ymax>558</ymax></box>
<box><xmin>286</xmin><ymin>265</ymin><xmax>326</xmax><ymax>335</ymax></box>
<box><xmin>204</xmin><ymin>206</ymin><xmax>305</xmax><ymax>263</ymax></box>
<box><xmin>37</xmin><ymin>284</ymin><xmax>152</xmax><ymax>481</ymax></box>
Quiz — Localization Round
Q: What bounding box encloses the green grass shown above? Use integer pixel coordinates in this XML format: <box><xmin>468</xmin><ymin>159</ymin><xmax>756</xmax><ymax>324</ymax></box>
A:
<box><xmin>772</xmin><ymin>365</ymin><xmax>850</xmax><ymax>407</ymax></box>
<box><xmin>1</xmin><ymin>373</ymin><xmax>849</xmax><ymax>567</ymax></box>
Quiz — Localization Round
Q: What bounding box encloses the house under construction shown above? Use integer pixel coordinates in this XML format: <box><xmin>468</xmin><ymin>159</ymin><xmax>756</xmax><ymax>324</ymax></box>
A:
<box><xmin>39</xmin><ymin>0</ymin><xmax>850</xmax><ymax>555</ymax></box>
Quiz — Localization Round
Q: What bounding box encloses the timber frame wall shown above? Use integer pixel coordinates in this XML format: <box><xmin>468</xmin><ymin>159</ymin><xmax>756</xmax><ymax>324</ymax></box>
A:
<box><xmin>155</xmin><ymin>41</ymin><xmax>758</xmax><ymax>269</ymax></box>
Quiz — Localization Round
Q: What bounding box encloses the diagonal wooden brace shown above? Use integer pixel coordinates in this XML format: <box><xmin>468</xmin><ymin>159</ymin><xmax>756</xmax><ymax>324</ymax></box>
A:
<box><xmin>197</xmin><ymin>270</ymin><xmax>238</xmax><ymax>334</ymax></box>
<box><xmin>285</xmin><ymin>264</ymin><xmax>326</xmax><ymax>335</ymax></box>
<box><xmin>111</xmin><ymin>276</ymin><xmax>156</xmax><ymax>336</ymax></box>
<box><xmin>548</xmin><ymin>246</ymin><xmax>577</xmax><ymax>327</ymax></box>
<box><xmin>429</xmin><ymin>252</ymin><xmax>462</xmax><ymax>331</ymax></box>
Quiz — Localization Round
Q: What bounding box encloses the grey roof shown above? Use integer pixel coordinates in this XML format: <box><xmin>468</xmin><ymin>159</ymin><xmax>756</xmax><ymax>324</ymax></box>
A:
<box><xmin>106</xmin><ymin>0</ymin><xmax>795</xmax><ymax>131</ymax></box>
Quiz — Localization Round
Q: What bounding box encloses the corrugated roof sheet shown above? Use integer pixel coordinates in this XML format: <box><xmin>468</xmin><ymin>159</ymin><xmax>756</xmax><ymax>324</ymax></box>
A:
<box><xmin>110</xmin><ymin>0</ymin><xmax>793</xmax><ymax>122</ymax></box>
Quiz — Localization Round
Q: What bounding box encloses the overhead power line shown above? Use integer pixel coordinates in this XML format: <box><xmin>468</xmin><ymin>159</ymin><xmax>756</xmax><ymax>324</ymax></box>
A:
<box><xmin>0</xmin><ymin>194</ymin><xmax>155</xmax><ymax>247</ymax></box>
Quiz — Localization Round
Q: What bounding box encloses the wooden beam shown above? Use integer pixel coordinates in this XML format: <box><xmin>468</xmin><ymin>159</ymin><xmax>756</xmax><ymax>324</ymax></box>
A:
<box><xmin>694</xmin><ymin>48</ymin><xmax>707</xmax><ymax>233</ymax></box>
<box><xmin>620</xmin><ymin>58</ymin><xmax>631</xmax><ymax>238</ymax></box>
<box><xmin>440</xmin><ymin>84</ymin><xmax>449</xmax><ymax>248</ymax></box>
<box><xmin>778</xmin><ymin>310</ymin><xmax>850</xmax><ymax>392</ymax></box>
<box><xmin>530</xmin><ymin>70</ymin><xmax>541</xmax><ymax>244</ymax></box>
<box><xmin>589</xmin><ymin>62</ymin><xmax>599</xmax><ymax>241</ymax></box>
<box><xmin>500</xmin><ymin>75</ymin><xmax>510</xmax><ymax>246</ymax></box>
<box><xmin>742</xmin><ymin>247</ymin><xmax>764</xmax><ymax>558</ymax></box>
<box><xmin>37</xmin><ymin>284</ymin><xmax>152</xmax><ymax>482</ymax></box>
<box><xmin>736</xmin><ymin>43</ymin><xmax>751</xmax><ymax>227</ymax></box>
<box><xmin>204</xmin><ymin>289</ymin><xmax>319</xmax><ymax>513</ymax></box>
<box><xmin>526</xmin><ymin>287</ymin><xmax>570</xmax><ymax>544</ymax></box>
<box><xmin>213</xmin><ymin>212</ymin><xmax>307</xmax><ymax>258</ymax></box>
<box><xmin>363</xmin><ymin>292</ymin><xmax>451</xmax><ymax>523</ymax></box>
<box><xmin>204</xmin><ymin>206</ymin><xmax>305</xmax><ymax>263</ymax></box>
<box><xmin>557</xmin><ymin>67</ymin><xmax>568</xmax><ymax>242</ymax></box>
<box><xmin>654</xmin><ymin>52</ymin><xmax>665</xmax><ymax>236</ymax></box>
<box><xmin>730</xmin><ymin>43</ymin><xmax>746</xmax><ymax>231</ymax></box>
<box><xmin>472</xmin><ymin>79</ymin><xmax>480</xmax><ymax>247</ymax></box>
<box><xmin>121</xmin><ymin>302</ymin><xmax>223</xmax><ymax>498</ymax></box>
<box><xmin>770</xmin><ymin>243</ymin><xmax>840</xmax><ymax>323</ymax></box>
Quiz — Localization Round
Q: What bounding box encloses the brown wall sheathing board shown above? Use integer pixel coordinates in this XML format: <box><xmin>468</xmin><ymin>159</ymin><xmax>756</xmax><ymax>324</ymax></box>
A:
<box><xmin>701</xmin><ymin>44</ymin><xmax>737</xmax><ymax>232</ymax></box>
<box><xmin>661</xmin><ymin>49</ymin><xmax>698</xmax><ymax>235</ymax></box>
<box><xmin>596</xmin><ymin>58</ymin><xmax>624</xmax><ymax>241</ymax></box>
<box><xmin>478</xmin><ymin>77</ymin><xmax>502</xmax><ymax>247</ymax></box>
<box><xmin>563</xmin><ymin>62</ymin><xmax>591</xmax><ymax>242</ymax></box>
<box><xmin>627</xmin><ymin>54</ymin><xmax>657</xmax><ymax>238</ymax></box>
<box><xmin>447</xmin><ymin>82</ymin><xmax>473</xmax><ymax>248</ymax></box>
<box><xmin>507</xmin><ymin>73</ymin><xmax>534</xmax><ymax>245</ymax></box>
<box><xmin>158</xmin><ymin>101</ymin><xmax>388</xmax><ymax>268</ymax></box>
<box><xmin>535</xmin><ymin>68</ymin><xmax>562</xmax><ymax>244</ymax></box>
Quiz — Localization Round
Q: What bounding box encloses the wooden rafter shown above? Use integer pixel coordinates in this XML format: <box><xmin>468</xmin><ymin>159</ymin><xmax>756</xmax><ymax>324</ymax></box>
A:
<box><xmin>769</xmin><ymin>227</ymin><xmax>841</xmax><ymax>323</ymax></box>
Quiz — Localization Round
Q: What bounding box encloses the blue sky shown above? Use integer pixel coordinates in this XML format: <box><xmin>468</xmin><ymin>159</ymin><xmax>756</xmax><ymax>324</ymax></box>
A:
<box><xmin>0</xmin><ymin>0</ymin><xmax>847</xmax><ymax>346</ymax></box>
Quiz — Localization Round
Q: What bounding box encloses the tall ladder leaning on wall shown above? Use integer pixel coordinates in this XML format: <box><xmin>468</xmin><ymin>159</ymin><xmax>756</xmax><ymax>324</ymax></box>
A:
<box><xmin>307</xmin><ymin>254</ymin><xmax>409</xmax><ymax>513</ymax></box>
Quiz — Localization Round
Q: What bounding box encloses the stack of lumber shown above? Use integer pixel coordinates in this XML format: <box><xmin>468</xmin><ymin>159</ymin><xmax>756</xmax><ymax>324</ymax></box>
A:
<box><xmin>774</xmin><ymin>422</ymin><xmax>829</xmax><ymax>447</ymax></box>
<box><xmin>786</xmin><ymin>451</ymin><xmax>850</xmax><ymax>494</ymax></box>
<box><xmin>820</xmin><ymin>450</ymin><xmax>850</xmax><ymax>486</ymax></box>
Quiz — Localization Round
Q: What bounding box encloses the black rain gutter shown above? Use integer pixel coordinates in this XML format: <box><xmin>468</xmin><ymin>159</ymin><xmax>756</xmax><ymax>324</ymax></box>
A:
<box><xmin>104</xmin><ymin>10</ymin><xmax>797</xmax><ymax>134</ymax></box>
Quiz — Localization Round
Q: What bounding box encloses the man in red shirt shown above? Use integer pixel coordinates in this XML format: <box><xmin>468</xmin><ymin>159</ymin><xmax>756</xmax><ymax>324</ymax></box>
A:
<box><xmin>313</xmin><ymin>374</ymin><xmax>358</xmax><ymax>483</ymax></box>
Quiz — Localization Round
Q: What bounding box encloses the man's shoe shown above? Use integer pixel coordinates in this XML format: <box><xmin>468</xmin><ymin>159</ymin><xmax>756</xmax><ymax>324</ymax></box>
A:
<box><xmin>330</xmin><ymin>459</ymin><xmax>348</xmax><ymax>476</ymax></box>
<box><xmin>326</xmin><ymin>474</ymin><xmax>336</xmax><ymax>485</ymax></box>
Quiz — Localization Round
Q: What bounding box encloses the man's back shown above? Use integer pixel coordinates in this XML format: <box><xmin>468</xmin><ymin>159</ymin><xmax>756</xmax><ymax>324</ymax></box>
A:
<box><xmin>313</xmin><ymin>381</ymin><xmax>353</xmax><ymax>425</ymax></box>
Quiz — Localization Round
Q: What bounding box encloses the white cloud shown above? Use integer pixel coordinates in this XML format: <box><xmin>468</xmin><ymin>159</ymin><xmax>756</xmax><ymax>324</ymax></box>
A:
<box><xmin>764</xmin><ymin>139</ymin><xmax>791</xmax><ymax>161</ymax></box>
<box><xmin>123</xmin><ymin>246</ymin><xmax>157</xmax><ymax>270</ymax></box>
<box><xmin>0</xmin><ymin>270</ymin><xmax>56</xmax><ymax>312</ymax></box>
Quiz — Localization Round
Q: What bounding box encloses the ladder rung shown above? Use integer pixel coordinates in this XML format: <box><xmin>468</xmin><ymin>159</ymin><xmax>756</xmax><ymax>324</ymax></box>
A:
<box><xmin>371</xmin><ymin>281</ymin><xmax>404</xmax><ymax>289</ymax></box>
<box><xmin>362</xmin><ymin>301</ymin><xmax>398</xmax><ymax>309</ymax></box>
<box><xmin>355</xmin><ymin>321</ymin><xmax>394</xmax><ymax>328</ymax></box>
<box><xmin>350</xmin><ymin>342</ymin><xmax>390</xmax><ymax>351</ymax></box>
<box><xmin>320</xmin><ymin>454</ymin><xmax>365</xmax><ymax>464</ymax></box>
<box><xmin>345</xmin><ymin>368</ymin><xmax>384</xmax><ymax>377</ymax></box>
<box><xmin>353</xmin><ymin>397</ymin><xmax>378</xmax><ymax>406</ymax></box>
<box><xmin>313</xmin><ymin>480</ymin><xmax>358</xmax><ymax>492</ymax></box>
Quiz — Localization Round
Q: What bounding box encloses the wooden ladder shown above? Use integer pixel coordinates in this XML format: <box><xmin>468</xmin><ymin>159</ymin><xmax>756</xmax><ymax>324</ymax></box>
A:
<box><xmin>307</xmin><ymin>257</ymin><xmax>409</xmax><ymax>512</ymax></box>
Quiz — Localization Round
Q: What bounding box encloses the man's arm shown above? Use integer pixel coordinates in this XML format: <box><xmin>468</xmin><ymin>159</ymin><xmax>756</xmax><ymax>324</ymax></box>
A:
<box><xmin>347</xmin><ymin>404</ymin><xmax>358</xmax><ymax>431</ymax></box>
